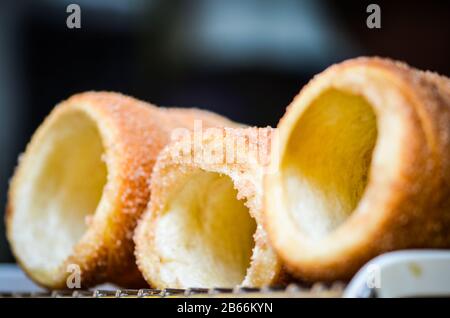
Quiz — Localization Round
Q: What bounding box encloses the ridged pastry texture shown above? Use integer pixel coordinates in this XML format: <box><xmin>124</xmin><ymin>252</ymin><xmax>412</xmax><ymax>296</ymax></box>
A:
<box><xmin>265</xmin><ymin>57</ymin><xmax>450</xmax><ymax>281</ymax></box>
<box><xmin>6</xmin><ymin>91</ymin><xmax>234</xmax><ymax>289</ymax></box>
<box><xmin>135</xmin><ymin>127</ymin><xmax>285</xmax><ymax>289</ymax></box>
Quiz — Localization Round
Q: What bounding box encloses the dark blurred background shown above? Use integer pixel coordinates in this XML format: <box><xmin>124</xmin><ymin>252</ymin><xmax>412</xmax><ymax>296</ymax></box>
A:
<box><xmin>0</xmin><ymin>0</ymin><xmax>449</xmax><ymax>262</ymax></box>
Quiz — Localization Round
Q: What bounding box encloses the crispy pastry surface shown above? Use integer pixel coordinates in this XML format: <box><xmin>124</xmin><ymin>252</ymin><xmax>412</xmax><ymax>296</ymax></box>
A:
<box><xmin>135</xmin><ymin>127</ymin><xmax>285</xmax><ymax>288</ymax></box>
<box><xmin>6</xmin><ymin>91</ymin><xmax>233</xmax><ymax>289</ymax></box>
<box><xmin>265</xmin><ymin>57</ymin><xmax>450</xmax><ymax>281</ymax></box>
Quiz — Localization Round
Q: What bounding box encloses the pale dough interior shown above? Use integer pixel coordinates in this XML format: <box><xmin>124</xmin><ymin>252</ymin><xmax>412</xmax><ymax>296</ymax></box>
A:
<box><xmin>12</xmin><ymin>110</ymin><xmax>107</xmax><ymax>276</ymax></box>
<box><xmin>154</xmin><ymin>171</ymin><xmax>256</xmax><ymax>288</ymax></box>
<box><xmin>282</xmin><ymin>89</ymin><xmax>377</xmax><ymax>239</ymax></box>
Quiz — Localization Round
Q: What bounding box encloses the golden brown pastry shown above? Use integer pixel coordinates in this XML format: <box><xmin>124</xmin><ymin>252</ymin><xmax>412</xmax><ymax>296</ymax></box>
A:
<box><xmin>135</xmin><ymin>127</ymin><xmax>285</xmax><ymax>288</ymax></box>
<box><xmin>264</xmin><ymin>57</ymin><xmax>450</xmax><ymax>281</ymax></box>
<box><xmin>6</xmin><ymin>91</ymin><xmax>234</xmax><ymax>289</ymax></box>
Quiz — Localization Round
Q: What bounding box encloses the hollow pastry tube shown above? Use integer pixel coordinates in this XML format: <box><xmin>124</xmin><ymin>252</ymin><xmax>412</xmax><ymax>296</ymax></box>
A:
<box><xmin>6</xmin><ymin>91</ymin><xmax>234</xmax><ymax>289</ymax></box>
<box><xmin>135</xmin><ymin>127</ymin><xmax>285</xmax><ymax>288</ymax></box>
<box><xmin>265</xmin><ymin>57</ymin><xmax>450</xmax><ymax>281</ymax></box>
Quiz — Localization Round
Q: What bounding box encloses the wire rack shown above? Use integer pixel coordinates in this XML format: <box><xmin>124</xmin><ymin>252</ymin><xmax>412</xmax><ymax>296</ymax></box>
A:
<box><xmin>0</xmin><ymin>282</ymin><xmax>345</xmax><ymax>298</ymax></box>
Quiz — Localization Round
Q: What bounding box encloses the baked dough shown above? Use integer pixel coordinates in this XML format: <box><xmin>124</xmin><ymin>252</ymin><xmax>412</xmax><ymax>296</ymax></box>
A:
<box><xmin>6</xmin><ymin>91</ymin><xmax>234</xmax><ymax>289</ymax></box>
<box><xmin>135</xmin><ymin>127</ymin><xmax>285</xmax><ymax>288</ymax></box>
<box><xmin>265</xmin><ymin>57</ymin><xmax>450</xmax><ymax>281</ymax></box>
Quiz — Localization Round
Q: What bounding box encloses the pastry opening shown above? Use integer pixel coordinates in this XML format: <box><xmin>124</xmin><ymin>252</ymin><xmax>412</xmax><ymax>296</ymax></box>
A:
<box><xmin>14</xmin><ymin>109</ymin><xmax>107</xmax><ymax>274</ymax></box>
<box><xmin>282</xmin><ymin>89</ymin><xmax>377</xmax><ymax>239</ymax></box>
<box><xmin>154</xmin><ymin>171</ymin><xmax>256</xmax><ymax>288</ymax></box>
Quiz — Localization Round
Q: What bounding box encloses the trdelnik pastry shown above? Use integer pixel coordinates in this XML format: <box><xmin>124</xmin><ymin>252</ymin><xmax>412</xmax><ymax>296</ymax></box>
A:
<box><xmin>6</xmin><ymin>91</ymin><xmax>234</xmax><ymax>289</ymax></box>
<box><xmin>264</xmin><ymin>57</ymin><xmax>450</xmax><ymax>282</ymax></box>
<box><xmin>134</xmin><ymin>126</ymin><xmax>285</xmax><ymax>288</ymax></box>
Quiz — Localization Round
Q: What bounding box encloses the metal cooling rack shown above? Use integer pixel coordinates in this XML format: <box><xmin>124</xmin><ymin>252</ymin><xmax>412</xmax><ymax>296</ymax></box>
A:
<box><xmin>3</xmin><ymin>250</ymin><xmax>449</xmax><ymax>298</ymax></box>
<box><xmin>0</xmin><ymin>283</ymin><xmax>345</xmax><ymax>298</ymax></box>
